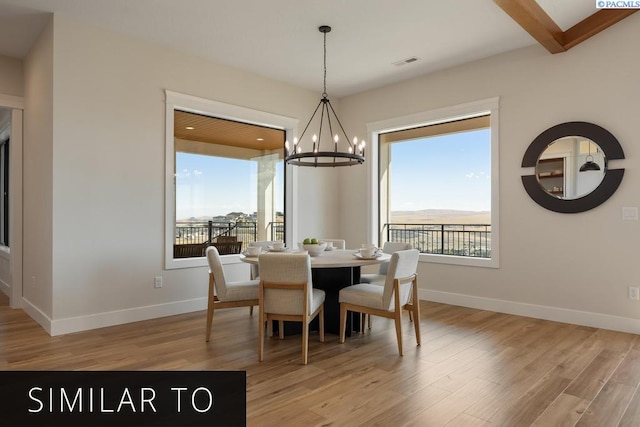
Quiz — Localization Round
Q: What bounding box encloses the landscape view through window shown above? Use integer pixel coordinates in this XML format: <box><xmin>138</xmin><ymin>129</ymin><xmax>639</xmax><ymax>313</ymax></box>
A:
<box><xmin>389</xmin><ymin>128</ymin><xmax>490</xmax><ymax>222</ymax></box>
<box><xmin>384</xmin><ymin>125</ymin><xmax>492</xmax><ymax>258</ymax></box>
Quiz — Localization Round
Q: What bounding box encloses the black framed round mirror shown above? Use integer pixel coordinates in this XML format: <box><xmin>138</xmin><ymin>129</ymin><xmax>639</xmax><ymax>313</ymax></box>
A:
<box><xmin>521</xmin><ymin>122</ymin><xmax>624</xmax><ymax>213</ymax></box>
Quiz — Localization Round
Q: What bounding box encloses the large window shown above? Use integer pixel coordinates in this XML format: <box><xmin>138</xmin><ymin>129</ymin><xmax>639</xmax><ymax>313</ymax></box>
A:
<box><xmin>165</xmin><ymin>91</ymin><xmax>296</xmax><ymax>269</ymax></box>
<box><xmin>173</xmin><ymin>111</ymin><xmax>284</xmax><ymax>259</ymax></box>
<box><xmin>368</xmin><ymin>98</ymin><xmax>499</xmax><ymax>268</ymax></box>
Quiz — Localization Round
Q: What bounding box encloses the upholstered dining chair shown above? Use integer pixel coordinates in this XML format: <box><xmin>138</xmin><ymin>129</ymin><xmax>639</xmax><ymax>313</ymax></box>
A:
<box><xmin>248</xmin><ymin>241</ymin><xmax>276</xmax><ymax>280</ymax></box>
<box><xmin>258</xmin><ymin>253</ymin><xmax>325</xmax><ymax>365</ymax></box>
<box><xmin>319</xmin><ymin>238</ymin><xmax>346</xmax><ymax>249</ymax></box>
<box><xmin>245</xmin><ymin>241</ymin><xmax>276</xmax><ymax>317</ymax></box>
<box><xmin>359</xmin><ymin>241</ymin><xmax>413</xmax><ymax>330</ymax></box>
<box><xmin>339</xmin><ymin>249</ymin><xmax>421</xmax><ymax>356</ymax></box>
<box><xmin>205</xmin><ymin>246</ymin><xmax>259</xmax><ymax>342</ymax></box>
<box><xmin>360</xmin><ymin>241</ymin><xmax>412</xmax><ymax>285</ymax></box>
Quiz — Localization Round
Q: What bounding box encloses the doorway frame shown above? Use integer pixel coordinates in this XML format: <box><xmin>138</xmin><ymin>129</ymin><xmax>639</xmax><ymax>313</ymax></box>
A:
<box><xmin>0</xmin><ymin>93</ymin><xmax>24</xmax><ymax>309</ymax></box>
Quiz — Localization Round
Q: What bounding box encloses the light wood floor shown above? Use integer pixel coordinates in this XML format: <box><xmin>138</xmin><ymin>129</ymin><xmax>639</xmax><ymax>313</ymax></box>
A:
<box><xmin>1</xmin><ymin>292</ymin><xmax>639</xmax><ymax>426</ymax></box>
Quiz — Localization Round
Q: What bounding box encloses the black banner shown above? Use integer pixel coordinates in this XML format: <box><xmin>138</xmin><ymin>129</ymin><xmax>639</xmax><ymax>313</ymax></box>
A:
<box><xmin>0</xmin><ymin>371</ymin><xmax>246</xmax><ymax>426</ymax></box>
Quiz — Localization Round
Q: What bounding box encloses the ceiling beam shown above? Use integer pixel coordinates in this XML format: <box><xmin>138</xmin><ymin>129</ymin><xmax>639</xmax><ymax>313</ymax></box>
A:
<box><xmin>563</xmin><ymin>9</ymin><xmax>638</xmax><ymax>50</ymax></box>
<box><xmin>494</xmin><ymin>0</ymin><xmax>565</xmax><ymax>53</ymax></box>
<box><xmin>494</xmin><ymin>0</ymin><xmax>637</xmax><ymax>54</ymax></box>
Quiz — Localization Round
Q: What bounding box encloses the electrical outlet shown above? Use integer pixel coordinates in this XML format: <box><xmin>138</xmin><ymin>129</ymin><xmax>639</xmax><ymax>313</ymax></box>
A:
<box><xmin>629</xmin><ymin>286</ymin><xmax>639</xmax><ymax>301</ymax></box>
<box><xmin>154</xmin><ymin>276</ymin><xmax>163</xmax><ymax>289</ymax></box>
<box><xmin>622</xmin><ymin>207</ymin><xmax>639</xmax><ymax>221</ymax></box>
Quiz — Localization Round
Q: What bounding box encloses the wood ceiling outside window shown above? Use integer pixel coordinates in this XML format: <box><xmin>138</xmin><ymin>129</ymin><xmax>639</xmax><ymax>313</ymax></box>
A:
<box><xmin>380</xmin><ymin>115</ymin><xmax>490</xmax><ymax>145</ymax></box>
<box><xmin>174</xmin><ymin>110</ymin><xmax>284</xmax><ymax>151</ymax></box>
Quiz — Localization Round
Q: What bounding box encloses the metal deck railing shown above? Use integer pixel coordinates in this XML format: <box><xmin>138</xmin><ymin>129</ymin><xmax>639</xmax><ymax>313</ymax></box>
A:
<box><xmin>384</xmin><ymin>223</ymin><xmax>491</xmax><ymax>258</ymax></box>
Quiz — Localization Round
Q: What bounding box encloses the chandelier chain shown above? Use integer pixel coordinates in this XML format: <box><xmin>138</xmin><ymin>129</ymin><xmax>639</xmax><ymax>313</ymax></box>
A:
<box><xmin>323</xmin><ymin>30</ymin><xmax>327</xmax><ymax>97</ymax></box>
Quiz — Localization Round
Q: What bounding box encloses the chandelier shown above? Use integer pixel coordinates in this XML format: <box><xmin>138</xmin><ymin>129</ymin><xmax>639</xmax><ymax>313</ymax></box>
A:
<box><xmin>285</xmin><ymin>25</ymin><xmax>365</xmax><ymax>167</ymax></box>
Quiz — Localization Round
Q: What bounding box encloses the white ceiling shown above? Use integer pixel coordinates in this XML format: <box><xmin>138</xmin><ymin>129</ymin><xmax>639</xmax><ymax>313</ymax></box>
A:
<box><xmin>0</xmin><ymin>0</ymin><xmax>598</xmax><ymax>97</ymax></box>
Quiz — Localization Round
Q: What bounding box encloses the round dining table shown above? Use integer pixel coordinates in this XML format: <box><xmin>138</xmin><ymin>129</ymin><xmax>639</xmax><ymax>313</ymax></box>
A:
<box><xmin>239</xmin><ymin>248</ymin><xmax>390</xmax><ymax>268</ymax></box>
<box><xmin>240</xmin><ymin>249</ymin><xmax>390</xmax><ymax>335</ymax></box>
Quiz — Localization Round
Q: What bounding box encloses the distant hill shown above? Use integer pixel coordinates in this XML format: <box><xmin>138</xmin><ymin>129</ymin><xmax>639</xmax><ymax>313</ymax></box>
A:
<box><xmin>178</xmin><ymin>209</ymin><xmax>491</xmax><ymax>225</ymax></box>
<box><xmin>390</xmin><ymin>209</ymin><xmax>491</xmax><ymax>224</ymax></box>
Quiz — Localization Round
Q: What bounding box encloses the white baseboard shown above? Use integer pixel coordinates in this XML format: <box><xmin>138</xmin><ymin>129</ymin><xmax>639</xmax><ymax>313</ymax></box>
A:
<box><xmin>22</xmin><ymin>297</ymin><xmax>53</xmax><ymax>335</ymax></box>
<box><xmin>420</xmin><ymin>289</ymin><xmax>640</xmax><ymax>335</ymax></box>
<box><xmin>0</xmin><ymin>278</ymin><xmax>9</xmax><ymax>297</ymax></box>
<box><xmin>49</xmin><ymin>297</ymin><xmax>208</xmax><ymax>336</ymax></box>
<box><xmin>22</xmin><ymin>289</ymin><xmax>640</xmax><ymax>337</ymax></box>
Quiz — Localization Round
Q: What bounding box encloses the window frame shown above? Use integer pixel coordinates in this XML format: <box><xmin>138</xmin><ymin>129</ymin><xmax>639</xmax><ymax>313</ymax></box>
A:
<box><xmin>366</xmin><ymin>97</ymin><xmax>500</xmax><ymax>268</ymax></box>
<box><xmin>164</xmin><ymin>90</ymin><xmax>297</xmax><ymax>269</ymax></box>
<box><xmin>0</xmin><ymin>136</ymin><xmax>8</xmax><ymax>247</ymax></box>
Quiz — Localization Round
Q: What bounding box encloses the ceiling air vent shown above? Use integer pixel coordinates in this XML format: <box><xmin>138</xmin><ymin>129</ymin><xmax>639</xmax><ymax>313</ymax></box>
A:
<box><xmin>393</xmin><ymin>56</ymin><xmax>420</xmax><ymax>66</ymax></box>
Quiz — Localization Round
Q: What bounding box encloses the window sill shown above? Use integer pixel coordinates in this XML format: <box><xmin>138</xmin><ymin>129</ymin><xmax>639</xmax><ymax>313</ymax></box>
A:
<box><xmin>165</xmin><ymin>253</ymin><xmax>244</xmax><ymax>270</ymax></box>
<box><xmin>419</xmin><ymin>253</ymin><xmax>498</xmax><ymax>268</ymax></box>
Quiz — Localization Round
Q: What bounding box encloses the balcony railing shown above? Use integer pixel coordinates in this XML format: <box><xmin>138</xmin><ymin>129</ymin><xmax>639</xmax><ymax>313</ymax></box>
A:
<box><xmin>385</xmin><ymin>223</ymin><xmax>491</xmax><ymax>258</ymax></box>
<box><xmin>175</xmin><ymin>221</ymin><xmax>284</xmax><ymax>253</ymax></box>
<box><xmin>266</xmin><ymin>221</ymin><xmax>285</xmax><ymax>243</ymax></box>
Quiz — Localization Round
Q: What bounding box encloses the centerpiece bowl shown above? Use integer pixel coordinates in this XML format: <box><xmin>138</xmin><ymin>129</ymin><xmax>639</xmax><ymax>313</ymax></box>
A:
<box><xmin>298</xmin><ymin>242</ymin><xmax>327</xmax><ymax>257</ymax></box>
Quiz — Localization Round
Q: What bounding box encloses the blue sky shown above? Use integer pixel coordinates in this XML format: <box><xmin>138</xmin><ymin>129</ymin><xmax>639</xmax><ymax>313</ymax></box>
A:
<box><xmin>176</xmin><ymin>128</ymin><xmax>491</xmax><ymax>219</ymax></box>
<box><xmin>176</xmin><ymin>154</ymin><xmax>284</xmax><ymax>219</ymax></box>
<box><xmin>389</xmin><ymin>129</ymin><xmax>491</xmax><ymax>212</ymax></box>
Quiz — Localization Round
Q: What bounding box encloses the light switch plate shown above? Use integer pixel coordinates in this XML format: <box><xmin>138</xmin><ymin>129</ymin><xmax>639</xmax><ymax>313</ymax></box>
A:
<box><xmin>622</xmin><ymin>207</ymin><xmax>638</xmax><ymax>221</ymax></box>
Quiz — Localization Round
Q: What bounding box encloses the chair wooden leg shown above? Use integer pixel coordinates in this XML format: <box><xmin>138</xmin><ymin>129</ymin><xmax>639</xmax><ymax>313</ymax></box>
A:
<box><xmin>205</xmin><ymin>304</ymin><xmax>214</xmax><ymax>342</ymax></box>
<box><xmin>258</xmin><ymin>311</ymin><xmax>265</xmax><ymax>362</ymax></box>
<box><xmin>319</xmin><ymin>306</ymin><xmax>325</xmax><ymax>343</ymax></box>
<box><xmin>302</xmin><ymin>320</ymin><xmax>309</xmax><ymax>365</ymax></box>
<box><xmin>413</xmin><ymin>304</ymin><xmax>421</xmax><ymax>346</ymax></box>
<box><xmin>407</xmin><ymin>284</ymin><xmax>415</xmax><ymax>322</ymax></box>
<box><xmin>339</xmin><ymin>304</ymin><xmax>347</xmax><ymax>343</ymax></box>
<box><xmin>394</xmin><ymin>311</ymin><xmax>404</xmax><ymax>356</ymax></box>
<box><xmin>259</xmin><ymin>283</ymin><xmax>265</xmax><ymax>362</ymax></box>
<box><xmin>267</xmin><ymin>318</ymin><xmax>273</xmax><ymax>337</ymax></box>
<box><xmin>278</xmin><ymin>320</ymin><xmax>284</xmax><ymax>340</ymax></box>
<box><xmin>249</xmin><ymin>306</ymin><xmax>254</xmax><ymax>316</ymax></box>
<box><xmin>361</xmin><ymin>313</ymin><xmax>373</xmax><ymax>332</ymax></box>
<box><xmin>205</xmin><ymin>277</ymin><xmax>215</xmax><ymax>342</ymax></box>
<box><xmin>412</xmin><ymin>277</ymin><xmax>421</xmax><ymax>346</ymax></box>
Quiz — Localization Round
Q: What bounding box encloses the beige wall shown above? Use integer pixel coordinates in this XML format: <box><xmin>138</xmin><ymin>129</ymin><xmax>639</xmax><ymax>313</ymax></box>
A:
<box><xmin>42</xmin><ymin>15</ymin><xmax>339</xmax><ymax>329</ymax></box>
<box><xmin>23</xmin><ymin>18</ymin><xmax>54</xmax><ymax>319</ymax></box>
<box><xmin>338</xmin><ymin>14</ymin><xmax>640</xmax><ymax>330</ymax></box>
<box><xmin>0</xmin><ymin>54</ymin><xmax>23</xmax><ymax>97</ymax></box>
